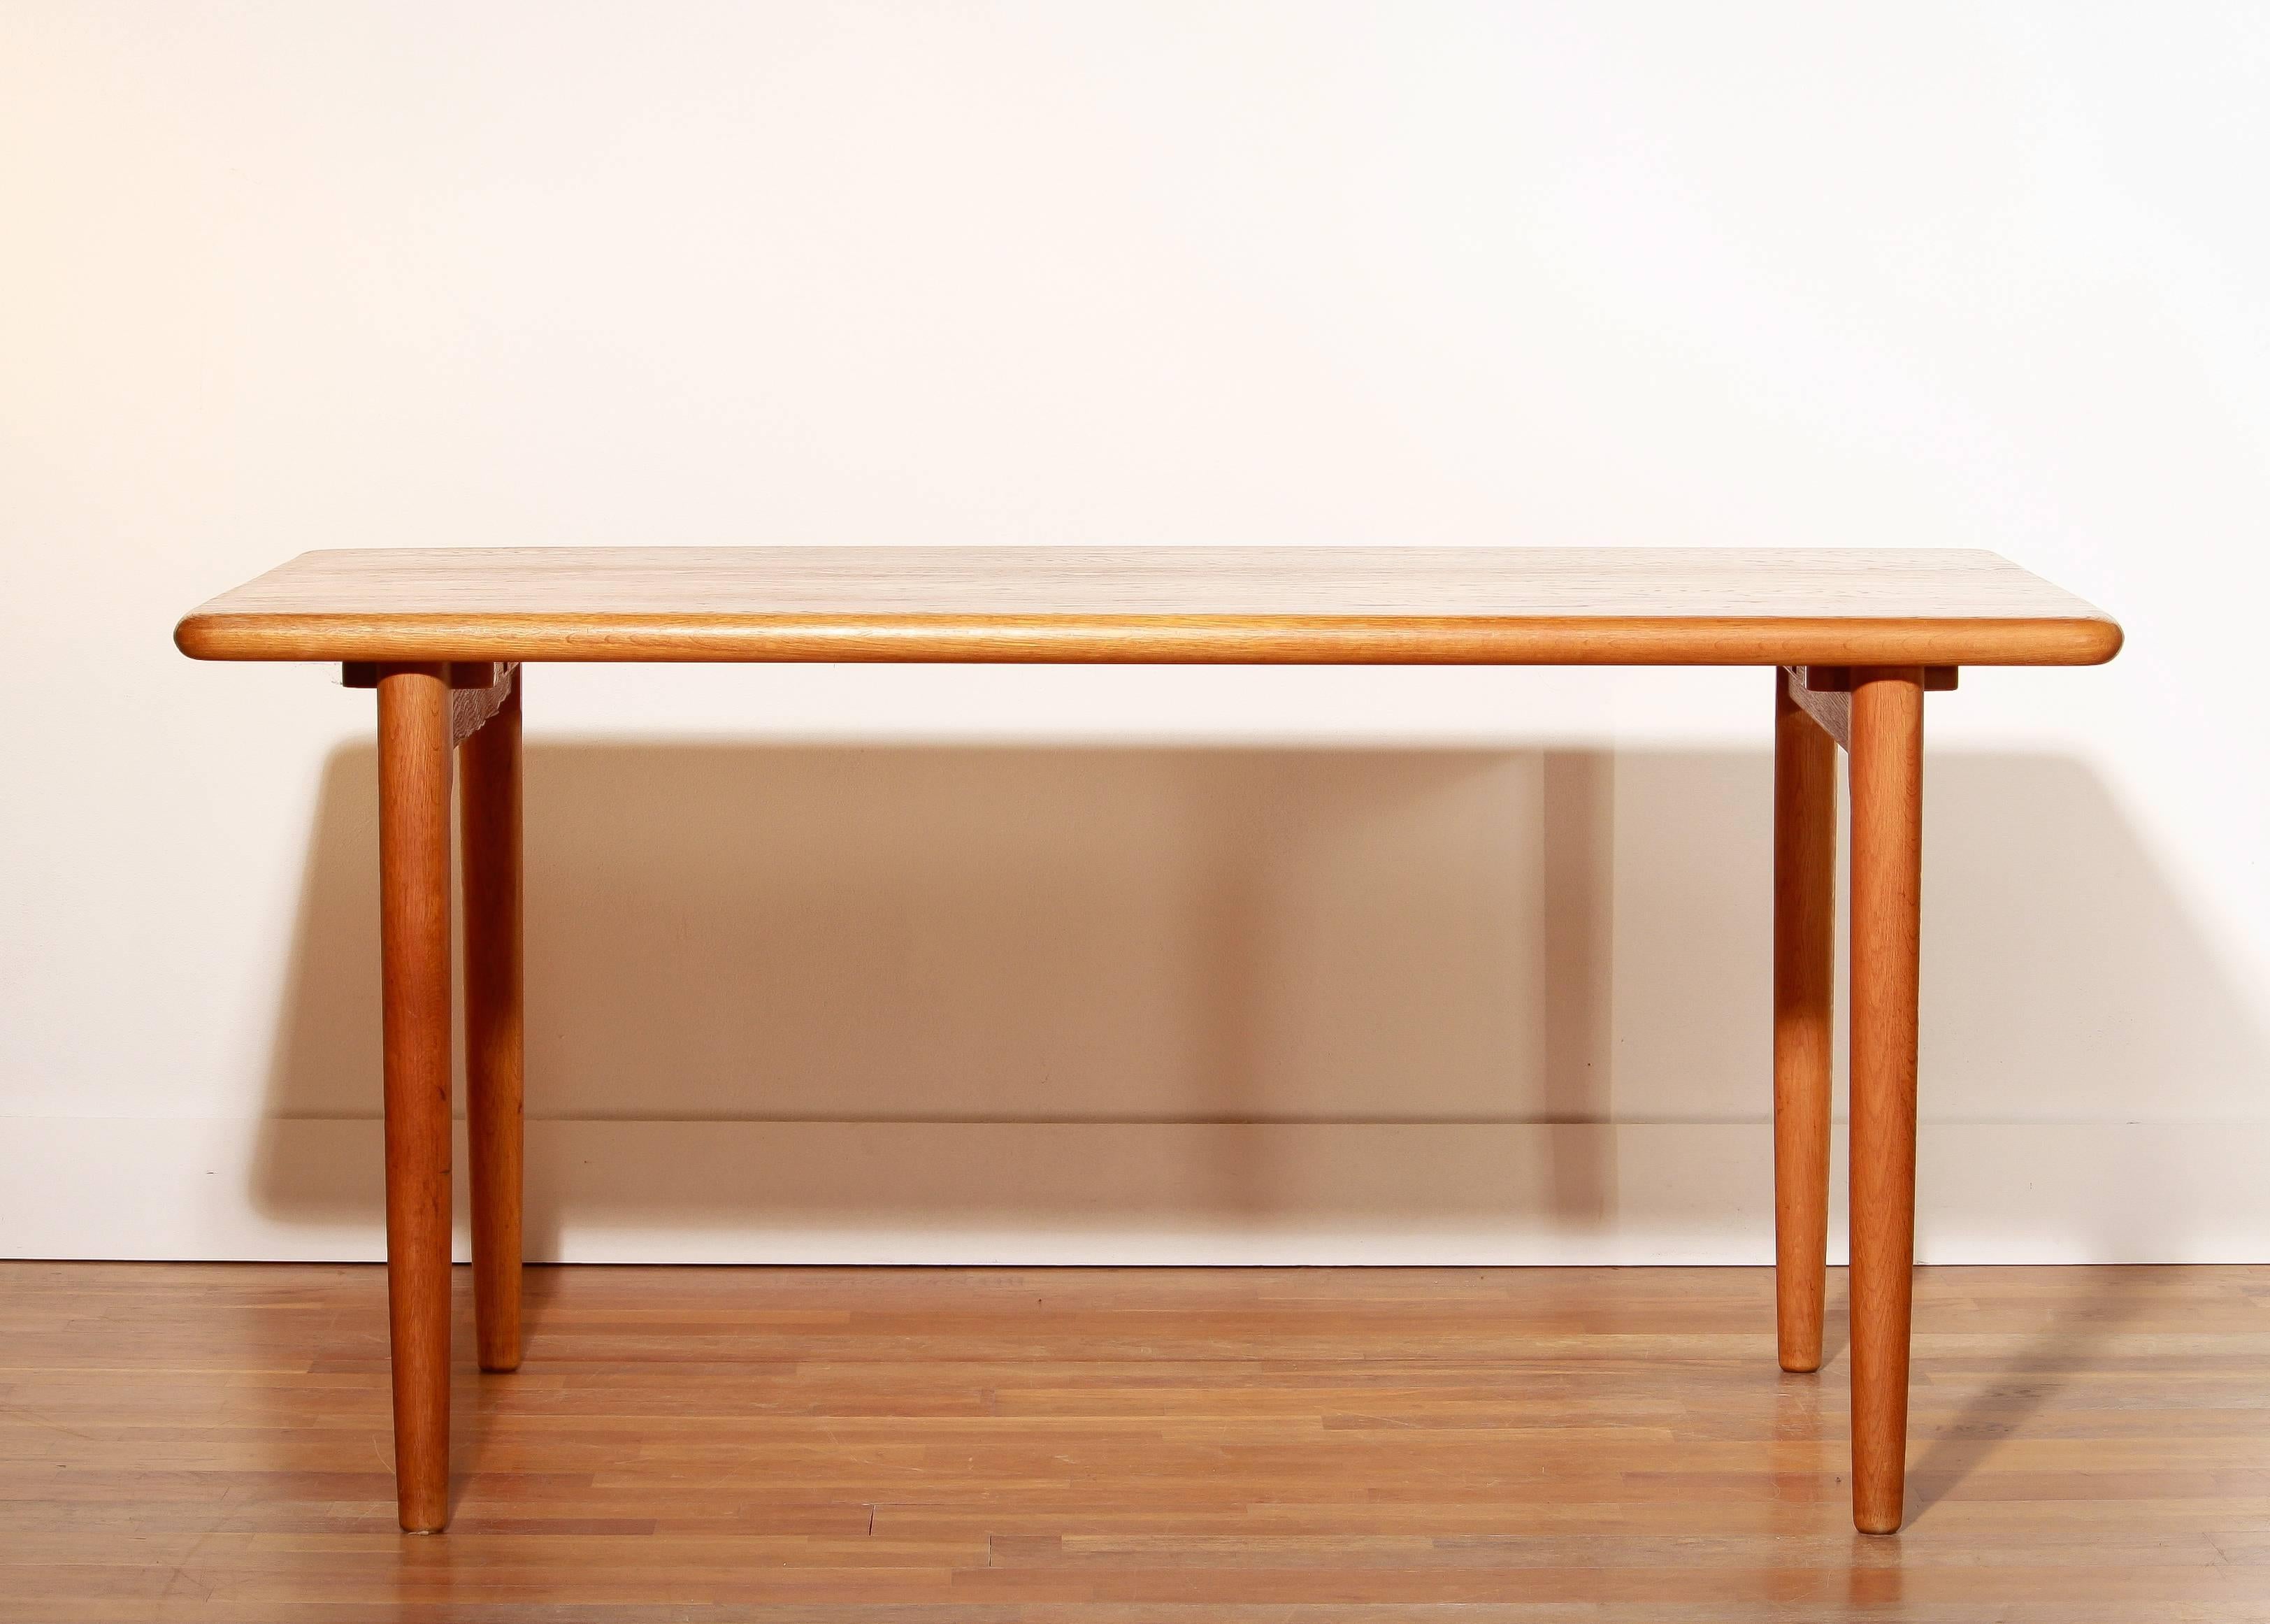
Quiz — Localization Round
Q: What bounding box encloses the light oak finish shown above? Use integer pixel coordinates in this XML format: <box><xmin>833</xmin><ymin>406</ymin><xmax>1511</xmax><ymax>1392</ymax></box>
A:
<box><xmin>1773</xmin><ymin>670</ymin><xmax>1838</xmax><ymax>1374</ymax></box>
<box><xmin>175</xmin><ymin>547</ymin><xmax>2122</xmax><ymax>666</ymax></box>
<box><xmin>2</xmin><ymin>1261</ymin><xmax>2265</xmax><ymax>1621</ymax></box>
<box><xmin>374</xmin><ymin>666</ymin><xmax>455</xmax><ymax>1533</ymax></box>
<box><xmin>1848</xmin><ymin>668</ymin><xmax>1927</xmax><ymax>1534</ymax></box>
<box><xmin>459</xmin><ymin>667</ymin><xmax>524</xmax><ymax>1376</ymax></box>
<box><xmin>173</xmin><ymin>545</ymin><xmax>2127</xmax><ymax>1539</ymax></box>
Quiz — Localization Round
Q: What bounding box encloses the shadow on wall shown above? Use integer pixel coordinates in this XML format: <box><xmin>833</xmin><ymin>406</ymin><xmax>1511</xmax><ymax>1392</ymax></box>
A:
<box><xmin>248</xmin><ymin>742</ymin><xmax>2265</xmax><ymax>1252</ymax></box>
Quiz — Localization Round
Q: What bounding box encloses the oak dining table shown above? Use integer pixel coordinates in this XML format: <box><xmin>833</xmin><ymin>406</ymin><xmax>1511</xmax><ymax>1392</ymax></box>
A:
<box><xmin>175</xmin><ymin>545</ymin><xmax>2123</xmax><ymax>1536</ymax></box>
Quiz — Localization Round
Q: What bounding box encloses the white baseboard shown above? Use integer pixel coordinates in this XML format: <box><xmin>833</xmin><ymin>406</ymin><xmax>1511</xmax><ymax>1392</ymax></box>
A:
<box><xmin>2</xmin><ymin>1117</ymin><xmax>2263</xmax><ymax>1265</ymax></box>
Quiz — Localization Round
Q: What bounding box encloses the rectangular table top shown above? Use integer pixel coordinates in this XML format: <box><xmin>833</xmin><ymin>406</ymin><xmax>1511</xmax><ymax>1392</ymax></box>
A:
<box><xmin>175</xmin><ymin>546</ymin><xmax>2120</xmax><ymax>667</ymax></box>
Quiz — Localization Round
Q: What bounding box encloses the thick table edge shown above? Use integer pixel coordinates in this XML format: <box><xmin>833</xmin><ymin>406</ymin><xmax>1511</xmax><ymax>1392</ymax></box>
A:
<box><xmin>174</xmin><ymin>611</ymin><xmax>2125</xmax><ymax>667</ymax></box>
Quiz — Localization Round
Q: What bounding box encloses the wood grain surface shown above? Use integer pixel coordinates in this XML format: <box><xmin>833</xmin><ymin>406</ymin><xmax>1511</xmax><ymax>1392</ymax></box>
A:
<box><xmin>174</xmin><ymin>547</ymin><xmax>2123</xmax><ymax>666</ymax></box>
<box><xmin>1</xmin><ymin>1261</ymin><xmax>2264</xmax><ymax>1621</ymax></box>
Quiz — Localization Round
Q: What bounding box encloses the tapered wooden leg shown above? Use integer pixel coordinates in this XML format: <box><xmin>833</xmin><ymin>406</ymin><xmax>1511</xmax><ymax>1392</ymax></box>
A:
<box><xmin>1848</xmin><ymin>666</ymin><xmax>1924</xmax><ymax>1535</ymax></box>
<box><xmin>461</xmin><ymin>668</ymin><xmax>524</xmax><ymax>1374</ymax></box>
<box><xmin>1773</xmin><ymin>670</ymin><xmax>1837</xmax><ymax>1374</ymax></box>
<box><xmin>378</xmin><ymin>665</ymin><xmax>454</xmax><ymax>1532</ymax></box>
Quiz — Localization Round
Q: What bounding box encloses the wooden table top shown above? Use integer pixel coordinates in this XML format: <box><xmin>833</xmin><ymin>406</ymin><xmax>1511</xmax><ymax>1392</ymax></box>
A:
<box><xmin>175</xmin><ymin>546</ymin><xmax>2120</xmax><ymax>666</ymax></box>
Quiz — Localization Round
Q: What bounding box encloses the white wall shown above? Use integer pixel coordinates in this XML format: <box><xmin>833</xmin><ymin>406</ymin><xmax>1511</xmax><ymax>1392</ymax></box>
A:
<box><xmin>3</xmin><ymin>2</ymin><xmax>2266</xmax><ymax>1264</ymax></box>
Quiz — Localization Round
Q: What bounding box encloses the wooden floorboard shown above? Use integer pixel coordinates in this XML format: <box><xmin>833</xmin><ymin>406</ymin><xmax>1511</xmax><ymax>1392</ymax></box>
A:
<box><xmin>0</xmin><ymin>1262</ymin><xmax>2265</xmax><ymax>1621</ymax></box>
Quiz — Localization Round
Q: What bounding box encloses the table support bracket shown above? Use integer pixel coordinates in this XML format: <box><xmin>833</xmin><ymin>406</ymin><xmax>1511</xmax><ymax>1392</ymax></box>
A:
<box><xmin>347</xmin><ymin>661</ymin><xmax>519</xmax><ymax>745</ymax></box>
<box><xmin>1782</xmin><ymin>665</ymin><xmax>1955</xmax><ymax>750</ymax></box>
